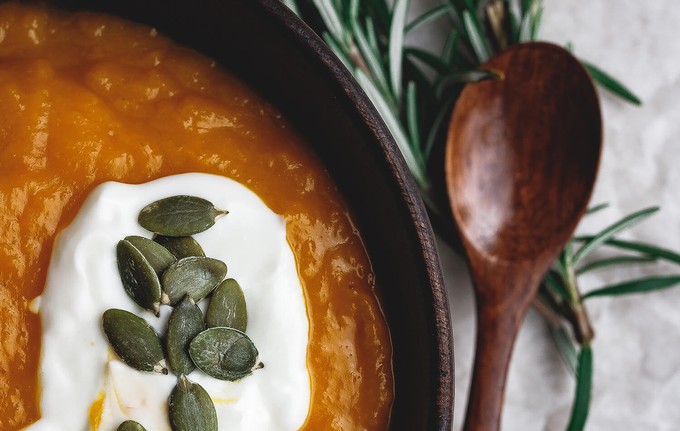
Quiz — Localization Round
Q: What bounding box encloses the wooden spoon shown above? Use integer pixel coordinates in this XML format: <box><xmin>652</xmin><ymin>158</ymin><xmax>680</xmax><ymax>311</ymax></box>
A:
<box><xmin>445</xmin><ymin>42</ymin><xmax>602</xmax><ymax>430</ymax></box>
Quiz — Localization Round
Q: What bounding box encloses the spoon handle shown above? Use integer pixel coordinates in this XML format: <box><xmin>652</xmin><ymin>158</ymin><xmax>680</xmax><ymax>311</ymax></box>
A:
<box><xmin>462</xmin><ymin>260</ymin><xmax>543</xmax><ymax>431</ymax></box>
<box><xmin>463</xmin><ymin>302</ymin><xmax>525</xmax><ymax>431</ymax></box>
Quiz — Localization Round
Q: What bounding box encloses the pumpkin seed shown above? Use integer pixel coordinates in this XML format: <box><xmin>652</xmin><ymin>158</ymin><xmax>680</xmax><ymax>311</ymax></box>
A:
<box><xmin>102</xmin><ymin>309</ymin><xmax>167</xmax><ymax>374</ymax></box>
<box><xmin>168</xmin><ymin>374</ymin><xmax>218</xmax><ymax>431</ymax></box>
<box><xmin>154</xmin><ymin>235</ymin><xmax>205</xmax><ymax>259</ymax></box>
<box><xmin>117</xmin><ymin>240</ymin><xmax>162</xmax><ymax>316</ymax></box>
<box><xmin>117</xmin><ymin>420</ymin><xmax>147</xmax><ymax>431</ymax></box>
<box><xmin>167</xmin><ymin>295</ymin><xmax>205</xmax><ymax>376</ymax></box>
<box><xmin>161</xmin><ymin>257</ymin><xmax>227</xmax><ymax>305</ymax></box>
<box><xmin>138</xmin><ymin>195</ymin><xmax>228</xmax><ymax>236</ymax></box>
<box><xmin>124</xmin><ymin>235</ymin><xmax>176</xmax><ymax>276</ymax></box>
<box><xmin>189</xmin><ymin>327</ymin><xmax>262</xmax><ymax>381</ymax></box>
<box><xmin>206</xmin><ymin>278</ymin><xmax>247</xmax><ymax>332</ymax></box>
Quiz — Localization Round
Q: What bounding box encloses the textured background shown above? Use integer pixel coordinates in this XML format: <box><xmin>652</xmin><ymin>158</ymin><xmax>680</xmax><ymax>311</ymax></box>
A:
<box><xmin>409</xmin><ymin>1</ymin><xmax>680</xmax><ymax>429</ymax></box>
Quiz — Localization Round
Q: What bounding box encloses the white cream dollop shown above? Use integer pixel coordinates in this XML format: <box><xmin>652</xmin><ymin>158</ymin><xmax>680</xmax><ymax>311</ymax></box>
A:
<box><xmin>25</xmin><ymin>173</ymin><xmax>311</xmax><ymax>431</ymax></box>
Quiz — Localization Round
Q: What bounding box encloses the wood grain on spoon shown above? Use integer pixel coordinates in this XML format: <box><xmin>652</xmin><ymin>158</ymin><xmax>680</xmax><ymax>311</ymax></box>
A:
<box><xmin>446</xmin><ymin>42</ymin><xmax>602</xmax><ymax>431</ymax></box>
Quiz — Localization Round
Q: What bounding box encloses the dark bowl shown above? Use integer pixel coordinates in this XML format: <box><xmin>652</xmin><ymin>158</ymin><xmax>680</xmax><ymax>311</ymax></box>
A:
<box><xmin>48</xmin><ymin>0</ymin><xmax>454</xmax><ymax>428</ymax></box>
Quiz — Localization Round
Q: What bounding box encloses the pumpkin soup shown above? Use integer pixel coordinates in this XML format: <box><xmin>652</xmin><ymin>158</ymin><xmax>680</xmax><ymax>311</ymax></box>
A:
<box><xmin>0</xmin><ymin>3</ymin><xmax>393</xmax><ymax>429</ymax></box>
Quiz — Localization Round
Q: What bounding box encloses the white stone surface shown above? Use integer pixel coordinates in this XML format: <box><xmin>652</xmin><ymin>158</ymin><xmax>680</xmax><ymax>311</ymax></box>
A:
<box><xmin>412</xmin><ymin>1</ymin><xmax>680</xmax><ymax>429</ymax></box>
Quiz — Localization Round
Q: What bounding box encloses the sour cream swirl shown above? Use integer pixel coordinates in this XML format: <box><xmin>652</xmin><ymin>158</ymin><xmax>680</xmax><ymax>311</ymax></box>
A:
<box><xmin>26</xmin><ymin>173</ymin><xmax>311</xmax><ymax>431</ymax></box>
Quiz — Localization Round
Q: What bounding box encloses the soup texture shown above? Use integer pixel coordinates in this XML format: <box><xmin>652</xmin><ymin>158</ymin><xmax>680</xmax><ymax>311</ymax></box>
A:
<box><xmin>0</xmin><ymin>3</ymin><xmax>393</xmax><ymax>429</ymax></box>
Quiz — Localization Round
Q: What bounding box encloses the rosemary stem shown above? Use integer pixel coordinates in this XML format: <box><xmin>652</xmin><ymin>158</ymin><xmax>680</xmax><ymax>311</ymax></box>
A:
<box><xmin>348</xmin><ymin>43</ymin><xmax>371</xmax><ymax>76</ymax></box>
<box><xmin>571</xmin><ymin>301</ymin><xmax>595</xmax><ymax>344</ymax></box>
<box><xmin>559</xmin><ymin>241</ymin><xmax>595</xmax><ymax>343</ymax></box>
<box><xmin>532</xmin><ymin>295</ymin><xmax>566</xmax><ymax>328</ymax></box>
<box><xmin>564</xmin><ymin>261</ymin><xmax>595</xmax><ymax>343</ymax></box>
<box><xmin>486</xmin><ymin>0</ymin><xmax>508</xmax><ymax>51</ymax></box>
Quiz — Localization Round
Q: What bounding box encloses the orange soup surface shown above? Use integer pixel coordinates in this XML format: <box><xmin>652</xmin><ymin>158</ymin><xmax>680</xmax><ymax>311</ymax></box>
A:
<box><xmin>0</xmin><ymin>3</ymin><xmax>393</xmax><ymax>429</ymax></box>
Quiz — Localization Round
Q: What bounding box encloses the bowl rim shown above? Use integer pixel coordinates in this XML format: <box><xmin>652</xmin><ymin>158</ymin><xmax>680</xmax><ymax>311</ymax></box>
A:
<box><xmin>252</xmin><ymin>0</ymin><xmax>454</xmax><ymax>428</ymax></box>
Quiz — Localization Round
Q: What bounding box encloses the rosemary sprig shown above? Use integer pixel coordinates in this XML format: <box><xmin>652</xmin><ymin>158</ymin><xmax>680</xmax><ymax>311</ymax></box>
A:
<box><xmin>541</xmin><ymin>205</ymin><xmax>680</xmax><ymax>428</ymax></box>
<box><xmin>284</xmin><ymin>1</ymin><xmax>678</xmax><ymax>429</ymax></box>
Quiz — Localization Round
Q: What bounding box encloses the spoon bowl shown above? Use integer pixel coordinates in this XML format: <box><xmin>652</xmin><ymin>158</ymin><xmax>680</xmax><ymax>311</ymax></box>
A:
<box><xmin>446</xmin><ymin>42</ymin><xmax>601</xmax><ymax>430</ymax></box>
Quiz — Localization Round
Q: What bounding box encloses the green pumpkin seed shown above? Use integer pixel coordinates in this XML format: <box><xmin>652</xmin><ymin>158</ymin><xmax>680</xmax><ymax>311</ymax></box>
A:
<box><xmin>189</xmin><ymin>327</ymin><xmax>262</xmax><ymax>381</ymax></box>
<box><xmin>124</xmin><ymin>235</ymin><xmax>177</xmax><ymax>276</ymax></box>
<box><xmin>169</xmin><ymin>374</ymin><xmax>218</xmax><ymax>431</ymax></box>
<box><xmin>117</xmin><ymin>420</ymin><xmax>147</xmax><ymax>431</ymax></box>
<box><xmin>154</xmin><ymin>235</ymin><xmax>205</xmax><ymax>259</ymax></box>
<box><xmin>161</xmin><ymin>257</ymin><xmax>227</xmax><ymax>305</ymax></box>
<box><xmin>138</xmin><ymin>195</ymin><xmax>228</xmax><ymax>236</ymax></box>
<box><xmin>167</xmin><ymin>295</ymin><xmax>205</xmax><ymax>376</ymax></box>
<box><xmin>102</xmin><ymin>309</ymin><xmax>167</xmax><ymax>374</ymax></box>
<box><xmin>206</xmin><ymin>279</ymin><xmax>247</xmax><ymax>332</ymax></box>
<box><xmin>117</xmin><ymin>240</ymin><xmax>162</xmax><ymax>316</ymax></box>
